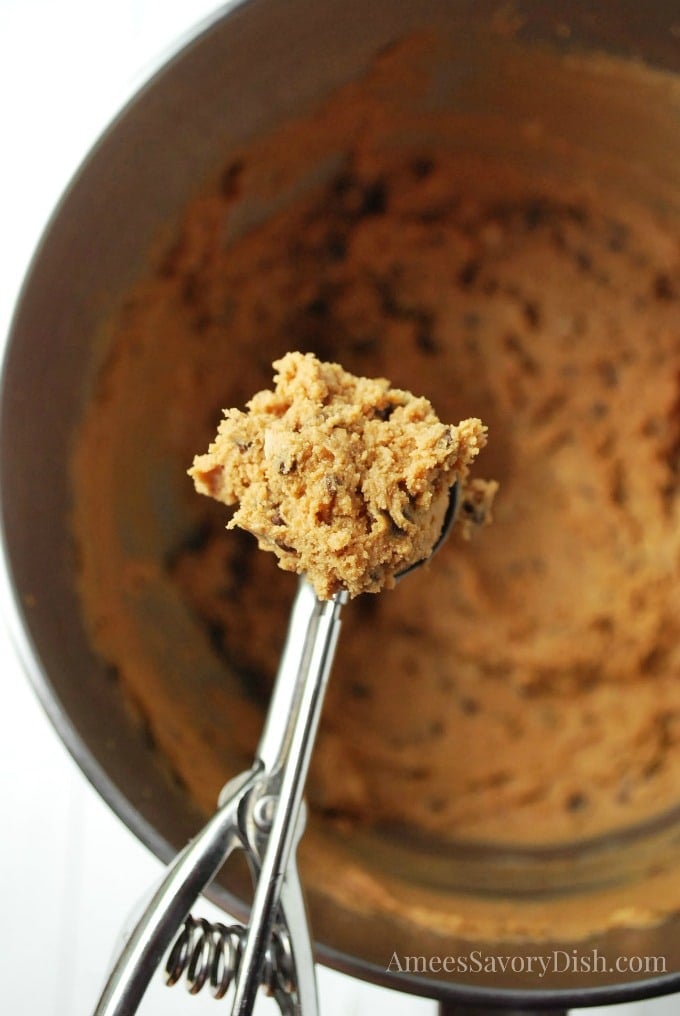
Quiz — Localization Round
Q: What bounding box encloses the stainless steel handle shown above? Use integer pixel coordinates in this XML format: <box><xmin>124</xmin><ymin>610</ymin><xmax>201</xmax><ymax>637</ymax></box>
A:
<box><xmin>232</xmin><ymin>579</ymin><xmax>348</xmax><ymax>1015</ymax></box>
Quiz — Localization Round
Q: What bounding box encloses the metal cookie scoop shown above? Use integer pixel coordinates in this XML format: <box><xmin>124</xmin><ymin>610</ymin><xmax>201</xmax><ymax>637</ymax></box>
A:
<box><xmin>93</xmin><ymin>482</ymin><xmax>459</xmax><ymax>1016</ymax></box>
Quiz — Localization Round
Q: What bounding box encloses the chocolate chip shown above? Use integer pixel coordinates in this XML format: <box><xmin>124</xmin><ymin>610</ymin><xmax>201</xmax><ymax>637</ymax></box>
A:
<box><xmin>275</xmin><ymin>539</ymin><xmax>297</xmax><ymax>554</ymax></box>
<box><xmin>458</xmin><ymin>259</ymin><xmax>480</xmax><ymax>288</ymax></box>
<box><xmin>219</xmin><ymin>159</ymin><xmax>244</xmax><ymax>198</ymax></box>
<box><xmin>360</xmin><ymin>179</ymin><xmax>388</xmax><ymax>217</ymax></box>
<box><xmin>349</xmin><ymin>681</ymin><xmax>371</xmax><ymax>700</ymax></box>
<box><xmin>566</xmin><ymin>791</ymin><xmax>587</xmax><ymax>812</ymax></box>
<box><xmin>653</xmin><ymin>272</ymin><xmax>676</xmax><ymax>301</ymax></box>
<box><xmin>411</xmin><ymin>156</ymin><xmax>435</xmax><ymax>179</ymax></box>
<box><xmin>523</xmin><ymin>300</ymin><xmax>541</xmax><ymax>330</ymax></box>
<box><xmin>325</xmin><ymin>231</ymin><xmax>347</xmax><ymax>262</ymax></box>
<box><xmin>416</xmin><ymin>326</ymin><xmax>440</xmax><ymax>355</ymax></box>
<box><xmin>461</xmin><ymin>500</ymin><xmax>487</xmax><ymax>525</ymax></box>
<box><xmin>306</xmin><ymin>295</ymin><xmax>329</xmax><ymax>317</ymax></box>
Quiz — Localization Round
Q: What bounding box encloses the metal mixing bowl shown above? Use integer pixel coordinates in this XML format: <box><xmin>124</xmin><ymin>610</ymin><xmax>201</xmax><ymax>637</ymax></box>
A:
<box><xmin>2</xmin><ymin>1</ymin><xmax>680</xmax><ymax>1011</ymax></box>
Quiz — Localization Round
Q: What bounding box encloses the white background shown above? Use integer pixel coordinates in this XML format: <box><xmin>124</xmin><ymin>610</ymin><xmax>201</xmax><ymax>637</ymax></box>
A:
<box><xmin>0</xmin><ymin>2</ymin><xmax>677</xmax><ymax>1014</ymax></box>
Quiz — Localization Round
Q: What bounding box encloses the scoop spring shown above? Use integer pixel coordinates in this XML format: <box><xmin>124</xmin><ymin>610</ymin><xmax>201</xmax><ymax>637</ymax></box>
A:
<box><xmin>165</xmin><ymin>914</ymin><xmax>294</xmax><ymax>1000</ymax></box>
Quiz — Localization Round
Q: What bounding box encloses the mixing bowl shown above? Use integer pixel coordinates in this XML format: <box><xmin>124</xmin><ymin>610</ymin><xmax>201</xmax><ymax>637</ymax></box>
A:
<box><xmin>2</xmin><ymin>0</ymin><xmax>680</xmax><ymax>1011</ymax></box>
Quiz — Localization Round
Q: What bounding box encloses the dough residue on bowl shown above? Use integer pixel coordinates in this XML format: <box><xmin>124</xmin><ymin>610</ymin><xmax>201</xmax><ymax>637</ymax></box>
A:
<box><xmin>71</xmin><ymin>32</ymin><xmax>680</xmax><ymax>943</ymax></box>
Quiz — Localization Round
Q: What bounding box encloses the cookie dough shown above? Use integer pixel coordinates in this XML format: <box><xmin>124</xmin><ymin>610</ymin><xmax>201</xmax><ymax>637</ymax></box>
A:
<box><xmin>71</xmin><ymin>33</ymin><xmax>680</xmax><ymax>942</ymax></box>
<box><xmin>189</xmin><ymin>351</ymin><xmax>493</xmax><ymax>598</ymax></box>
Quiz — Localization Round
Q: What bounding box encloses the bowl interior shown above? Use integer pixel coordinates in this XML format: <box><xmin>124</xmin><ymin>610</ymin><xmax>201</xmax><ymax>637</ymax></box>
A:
<box><xmin>3</xmin><ymin>0</ymin><xmax>680</xmax><ymax>1004</ymax></box>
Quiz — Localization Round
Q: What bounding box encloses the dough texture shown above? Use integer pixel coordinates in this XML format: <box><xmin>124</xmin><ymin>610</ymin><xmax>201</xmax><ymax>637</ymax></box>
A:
<box><xmin>71</xmin><ymin>34</ymin><xmax>680</xmax><ymax>941</ymax></box>
<box><xmin>190</xmin><ymin>351</ymin><xmax>492</xmax><ymax>598</ymax></box>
